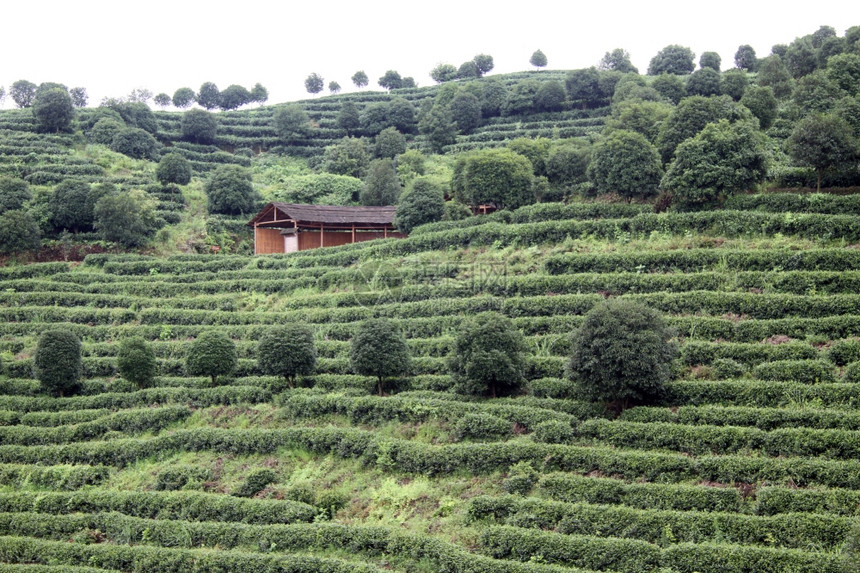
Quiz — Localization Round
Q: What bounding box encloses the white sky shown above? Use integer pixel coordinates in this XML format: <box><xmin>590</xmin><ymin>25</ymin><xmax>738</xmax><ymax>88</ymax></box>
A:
<box><xmin>0</xmin><ymin>1</ymin><xmax>855</xmax><ymax>109</ymax></box>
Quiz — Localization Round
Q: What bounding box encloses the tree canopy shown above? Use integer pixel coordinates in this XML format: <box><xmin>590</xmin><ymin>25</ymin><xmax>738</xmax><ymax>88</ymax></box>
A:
<box><xmin>304</xmin><ymin>73</ymin><xmax>324</xmax><ymax>95</ymax></box>
<box><xmin>452</xmin><ymin>147</ymin><xmax>534</xmax><ymax>209</ymax></box>
<box><xmin>32</xmin><ymin>87</ymin><xmax>75</xmax><ymax>133</ymax></box>
<box><xmin>588</xmin><ymin>130</ymin><xmax>663</xmax><ymax>200</ymax></box>
<box><xmin>351</xmin><ymin>71</ymin><xmax>369</xmax><ymax>88</ymax></box>
<box><xmin>647</xmin><ymin>45</ymin><xmax>696</xmax><ymax>75</ymax></box>
<box><xmin>181</xmin><ymin>109</ymin><xmax>217</xmax><ymax>144</ymax></box>
<box><xmin>529</xmin><ymin>49</ymin><xmax>548</xmax><ymax>69</ymax></box>
<box><xmin>33</xmin><ymin>330</ymin><xmax>82</xmax><ymax>397</ymax></box>
<box><xmin>786</xmin><ymin>113</ymin><xmax>859</xmax><ymax>191</ymax></box>
<box><xmin>257</xmin><ymin>325</ymin><xmax>317</xmax><ymax>388</ymax></box>
<box><xmin>204</xmin><ymin>165</ymin><xmax>257</xmax><ymax>215</ymax></box>
<box><xmin>186</xmin><ymin>331</ymin><xmax>238</xmax><ymax>386</ymax></box>
<box><xmin>393</xmin><ymin>177</ymin><xmax>446</xmax><ymax>234</ymax></box>
<box><xmin>349</xmin><ymin>318</ymin><xmax>412</xmax><ymax>396</ymax></box>
<box><xmin>156</xmin><ymin>153</ymin><xmax>192</xmax><ymax>186</ymax></box>
<box><xmin>360</xmin><ymin>159</ymin><xmax>401</xmax><ymax>206</ymax></box>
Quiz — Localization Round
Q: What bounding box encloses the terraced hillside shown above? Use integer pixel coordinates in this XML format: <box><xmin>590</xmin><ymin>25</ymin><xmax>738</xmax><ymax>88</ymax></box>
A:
<box><xmin>1</xmin><ymin>198</ymin><xmax>859</xmax><ymax>572</ymax></box>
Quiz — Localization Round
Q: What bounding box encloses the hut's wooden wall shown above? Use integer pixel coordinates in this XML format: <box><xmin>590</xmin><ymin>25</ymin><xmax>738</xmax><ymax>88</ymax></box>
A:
<box><xmin>255</xmin><ymin>228</ymin><xmax>285</xmax><ymax>254</ymax></box>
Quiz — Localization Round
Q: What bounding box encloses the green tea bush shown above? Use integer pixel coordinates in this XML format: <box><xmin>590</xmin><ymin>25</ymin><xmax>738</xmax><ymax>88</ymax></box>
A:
<box><xmin>752</xmin><ymin>359</ymin><xmax>836</xmax><ymax>383</ymax></box>
<box><xmin>234</xmin><ymin>468</ymin><xmax>277</xmax><ymax>497</ymax></box>
<box><xmin>454</xmin><ymin>413</ymin><xmax>511</xmax><ymax>441</ymax></box>
<box><xmin>711</xmin><ymin>358</ymin><xmax>747</xmax><ymax>379</ymax></box>
<box><xmin>32</xmin><ymin>330</ymin><xmax>82</xmax><ymax>397</ymax></box>
<box><xmin>154</xmin><ymin>465</ymin><xmax>212</xmax><ymax>491</ymax></box>
<box><xmin>532</xmin><ymin>420</ymin><xmax>575</xmax><ymax>444</ymax></box>
<box><xmin>117</xmin><ymin>337</ymin><xmax>156</xmax><ymax>388</ymax></box>
<box><xmin>826</xmin><ymin>338</ymin><xmax>860</xmax><ymax>366</ymax></box>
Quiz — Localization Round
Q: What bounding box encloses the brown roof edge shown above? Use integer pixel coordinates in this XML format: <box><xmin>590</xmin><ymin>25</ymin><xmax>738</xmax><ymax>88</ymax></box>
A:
<box><xmin>248</xmin><ymin>202</ymin><xmax>397</xmax><ymax>227</ymax></box>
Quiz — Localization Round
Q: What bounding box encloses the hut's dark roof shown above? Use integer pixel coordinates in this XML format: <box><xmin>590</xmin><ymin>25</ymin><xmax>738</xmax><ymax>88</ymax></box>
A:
<box><xmin>248</xmin><ymin>203</ymin><xmax>397</xmax><ymax>227</ymax></box>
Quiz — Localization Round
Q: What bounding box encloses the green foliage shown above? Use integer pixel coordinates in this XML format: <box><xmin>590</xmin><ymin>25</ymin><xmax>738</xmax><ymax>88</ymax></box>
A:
<box><xmin>0</xmin><ymin>177</ymin><xmax>31</xmax><ymax>214</ymax></box>
<box><xmin>349</xmin><ymin>318</ymin><xmax>411</xmax><ymax>395</ymax></box>
<box><xmin>757</xmin><ymin>55</ymin><xmax>794</xmax><ymax>98</ymax></box>
<box><xmin>418</xmin><ymin>104</ymin><xmax>456</xmax><ymax>153</ymax></box>
<box><xmin>568</xmin><ymin>299</ymin><xmax>677</xmax><ymax>408</ymax></box>
<box><xmin>360</xmin><ymin>159</ymin><xmax>401</xmax><ymax>206</ymax></box>
<box><xmin>588</xmin><ymin>130</ymin><xmax>663</xmax><ymax>199</ymax></box>
<box><xmin>734</xmin><ymin>44</ymin><xmax>757</xmax><ymax>71</ymax></box>
<box><xmin>450</xmin><ymin>90</ymin><xmax>482</xmax><ymax>133</ymax></box>
<box><xmin>0</xmin><ymin>210</ymin><xmax>41</xmax><ymax>254</ymax></box>
<box><xmin>686</xmin><ymin>68</ymin><xmax>721</xmax><ymax>96</ymax></box>
<box><xmin>304</xmin><ymin>73</ymin><xmax>324</xmax><ymax>95</ymax></box>
<box><xmin>565</xmin><ymin>67</ymin><xmax>602</xmax><ymax>108</ymax></box>
<box><xmin>529</xmin><ymin>49</ymin><xmax>547</xmax><ymax>69</ymax></box>
<box><xmin>599</xmin><ymin>48</ymin><xmax>638</xmax><ymax>73</ymax></box>
<box><xmin>785</xmin><ymin>36</ymin><xmax>818</xmax><ymax>78</ymax></box>
<box><xmin>711</xmin><ymin>358</ymin><xmax>747</xmax><ymax>379</ymax></box>
<box><xmin>786</xmin><ymin>113</ymin><xmax>859</xmax><ymax>191</ymax></box>
<box><xmin>110</xmin><ymin>127</ymin><xmax>160</xmax><ymax>160</ymax></box>
<box><xmin>218</xmin><ymin>84</ymin><xmax>251</xmax><ymax>110</ymax></box>
<box><xmin>793</xmin><ymin>69</ymin><xmax>846</xmax><ymax>115</ymax></box>
<box><xmin>185</xmin><ymin>330</ymin><xmax>238</xmax><ymax>385</ymax></box>
<box><xmin>117</xmin><ymin>337</ymin><xmax>156</xmax><ymax>388</ymax></box>
<box><xmin>457</xmin><ymin>61</ymin><xmax>480</xmax><ymax>79</ymax></box>
<box><xmin>648</xmin><ymin>44</ymin><xmax>695</xmax><ymax>75</ymax></box>
<box><xmin>180</xmin><ymin>109</ymin><xmax>217</xmax><ymax>144</ymax></box>
<box><xmin>394</xmin><ymin>177</ymin><xmax>445</xmax><ymax>234</ymax></box>
<box><xmin>153</xmin><ymin>92</ymin><xmax>171</xmax><ymax>108</ymax></box>
<box><xmin>197</xmin><ymin>82</ymin><xmax>220</xmax><ymax>110</ymax></box>
<box><xmin>656</xmin><ymin>95</ymin><xmax>752</xmax><ymax>163</ymax></box>
<box><xmin>89</xmin><ymin>118</ymin><xmax>124</xmax><ymax>145</ymax></box>
<box><xmin>257</xmin><ymin>325</ymin><xmax>317</xmax><ymax>387</ymax></box>
<box><xmin>322</xmin><ymin>137</ymin><xmax>371</xmax><ymax>178</ymax></box>
<box><xmin>454</xmin><ymin>412</ymin><xmax>510</xmax><ymax>441</ymax></box>
<box><xmin>273</xmin><ymin>105</ymin><xmax>310</xmax><ymax>142</ymax></box>
<box><xmin>204</xmin><ymin>165</ymin><xmax>256</xmax><ymax>216</ymax></box>
<box><xmin>535</xmin><ymin>80</ymin><xmax>567</xmax><ymax>111</ymax></box>
<box><xmin>699</xmin><ymin>51</ymin><xmax>721</xmax><ymax>71</ymax></box>
<box><xmin>481</xmin><ymin>78</ymin><xmax>508</xmax><ymax>117</ymax></box>
<box><xmin>374</xmin><ymin>127</ymin><xmax>406</xmax><ymax>158</ymax></box>
<box><xmin>825</xmin><ymin>53</ymin><xmax>860</xmax><ymax>96</ymax></box>
<box><xmin>154</xmin><ymin>465</ymin><xmax>211</xmax><ymax>491</ymax></box>
<box><xmin>503</xmin><ymin>79</ymin><xmax>540</xmax><ymax>115</ymax></box>
<box><xmin>449</xmin><ymin>311</ymin><xmax>527</xmax><ymax>398</ymax></box>
<box><xmin>172</xmin><ymin>87</ymin><xmax>196</xmax><ymax>109</ymax></box>
<box><xmin>377</xmin><ymin>70</ymin><xmax>402</xmax><ymax>90</ymax></box>
<box><xmin>156</xmin><ymin>153</ymin><xmax>192</xmax><ymax>186</ymax></box>
<box><xmin>546</xmin><ymin>141</ymin><xmax>591</xmax><ymax>186</ymax></box>
<box><xmin>752</xmin><ymin>359</ymin><xmax>836</xmax><ymax>384</ymax></box>
<box><xmin>272</xmin><ymin>173</ymin><xmax>362</xmax><ymax>206</ymax></box>
<box><xmin>826</xmin><ymin>339</ymin><xmax>860</xmax><ymax>366</ymax></box>
<box><xmin>430</xmin><ymin>63</ymin><xmax>458</xmax><ymax>83</ymax></box>
<box><xmin>351</xmin><ymin>70</ymin><xmax>368</xmax><ymax>88</ymax></box>
<box><xmin>328</xmin><ymin>81</ymin><xmax>341</xmax><ymax>94</ymax></box>
<box><xmin>507</xmin><ymin>137</ymin><xmax>550</xmax><ymax>176</ymax></box>
<box><xmin>651</xmin><ymin>73</ymin><xmax>686</xmax><ymax>104</ymax></box>
<box><xmin>234</xmin><ymin>468</ymin><xmax>277</xmax><ymax>497</ymax></box>
<box><xmin>474</xmin><ymin>53</ymin><xmax>494</xmax><ymax>74</ymax></box>
<box><xmin>10</xmin><ymin>79</ymin><xmax>36</xmax><ymax>108</ymax></box>
<box><xmin>740</xmin><ymin>85</ymin><xmax>778</xmax><ymax>129</ymax></box>
<box><xmin>663</xmin><ymin>120</ymin><xmax>769</xmax><ymax>208</ymax></box>
<box><xmin>50</xmin><ymin>180</ymin><xmax>93</xmax><ymax>233</ymax></box>
<box><xmin>32</xmin><ymin>87</ymin><xmax>74</xmax><ymax>133</ymax></box>
<box><xmin>103</xmin><ymin>101</ymin><xmax>157</xmax><ymax>133</ymax></box>
<box><xmin>94</xmin><ymin>189</ymin><xmax>158</xmax><ymax>247</ymax></box>
<box><xmin>33</xmin><ymin>330</ymin><xmax>82</xmax><ymax>397</ymax></box>
<box><xmin>452</xmin><ymin>147</ymin><xmax>534</xmax><ymax>209</ymax></box>
<box><xmin>250</xmin><ymin>83</ymin><xmax>268</xmax><ymax>104</ymax></box>
<box><xmin>337</xmin><ymin>101</ymin><xmax>360</xmax><ymax>135</ymax></box>
<box><xmin>605</xmin><ymin>100</ymin><xmax>673</xmax><ymax>143</ymax></box>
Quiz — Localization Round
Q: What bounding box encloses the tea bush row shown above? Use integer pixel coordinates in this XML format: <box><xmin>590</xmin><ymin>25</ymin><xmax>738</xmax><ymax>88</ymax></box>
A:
<box><xmin>0</xmin><ymin>464</ymin><xmax>108</xmax><ymax>490</ymax></box>
<box><xmin>621</xmin><ymin>404</ymin><xmax>860</xmax><ymax>431</ymax></box>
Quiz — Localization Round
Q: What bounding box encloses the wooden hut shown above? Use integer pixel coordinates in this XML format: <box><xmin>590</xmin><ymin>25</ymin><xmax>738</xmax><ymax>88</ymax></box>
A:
<box><xmin>247</xmin><ymin>202</ymin><xmax>406</xmax><ymax>254</ymax></box>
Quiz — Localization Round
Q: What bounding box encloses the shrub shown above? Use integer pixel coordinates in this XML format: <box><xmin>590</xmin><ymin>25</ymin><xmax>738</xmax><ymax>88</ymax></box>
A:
<box><xmin>186</xmin><ymin>330</ymin><xmax>238</xmax><ymax>385</ymax></box>
<box><xmin>156</xmin><ymin>153</ymin><xmax>192</xmax><ymax>186</ymax></box>
<box><xmin>752</xmin><ymin>359</ymin><xmax>836</xmax><ymax>384</ymax></box>
<box><xmin>154</xmin><ymin>466</ymin><xmax>211</xmax><ymax>491</ymax></box>
<box><xmin>449</xmin><ymin>311</ymin><xmax>527</xmax><ymax>398</ymax></box>
<box><xmin>117</xmin><ymin>337</ymin><xmax>156</xmax><ymax>389</ymax></box>
<box><xmin>394</xmin><ymin>177</ymin><xmax>445</xmax><ymax>234</ymax></box>
<box><xmin>502</xmin><ymin>461</ymin><xmax>539</xmax><ymax>496</ymax></box>
<box><xmin>234</xmin><ymin>468</ymin><xmax>277</xmax><ymax>497</ymax></box>
<box><xmin>533</xmin><ymin>420</ymin><xmax>575</xmax><ymax>444</ymax></box>
<box><xmin>0</xmin><ymin>210</ymin><xmax>41</xmax><ymax>254</ymax></box>
<box><xmin>110</xmin><ymin>127</ymin><xmax>160</xmax><ymax>160</ymax></box>
<box><xmin>181</xmin><ymin>108</ymin><xmax>217</xmax><ymax>144</ymax></box>
<box><xmin>257</xmin><ymin>325</ymin><xmax>317</xmax><ymax>388</ymax></box>
<box><xmin>711</xmin><ymin>358</ymin><xmax>747</xmax><ymax>379</ymax></box>
<box><xmin>33</xmin><ymin>330</ymin><xmax>82</xmax><ymax>397</ymax></box>
<box><xmin>826</xmin><ymin>338</ymin><xmax>860</xmax><ymax>366</ymax></box>
<box><xmin>454</xmin><ymin>412</ymin><xmax>511</xmax><ymax>441</ymax></box>
<box><xmin>89</xmin><ymin>118</ymin><xmax>124</xmax><ymax>145</ymax></box>
<box><xmin>349</xmin><ymin>318</ymin><xmax>411</xmax><ymax>396</ymax></box>
<box><xmin>844</xmin><ymin>361</ymin><xmax>860</xmax><ymax>383</ymax></box>
<box><xmin>567</xmin><ymin>299</ymin><xmax>677</xmax><ymax>409</ymax></box>
<box><xmin>204</xmin><ymin>165</ymin><xmax>256</xmax><ymax>216</ymax></box>
<box><xmin>0</xmin><ymin>177</ymin><xmax>31</xmax><ymax>214</ymax></box>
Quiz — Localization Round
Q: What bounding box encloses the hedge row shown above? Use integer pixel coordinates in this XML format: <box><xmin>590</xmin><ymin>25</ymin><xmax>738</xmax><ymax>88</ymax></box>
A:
<box><xmin>575</xmin><ymin>418</ymin><xmax>860</xmax><ymax>459</ymax></box>
<box><xmin>664</xmin><ymin>380</ymin><xmax>860</xmax><ymax>408</ymax></box>
<box><xmin>468</xmin><ymin>495</ymin><xmax>854</xmax><ymax>549</ymax></box>
<box><xmin>681</xmin><ymin>340</ymin><xmax>819</xmax><ymax>366</ymax></box>
<box><xmin>480</xmin><ymin>525</ymin><xmax>844</xmax><ymax>573</ymax></box>
<box><xmin>723</xmin><ymin>192</ymin><xmax>860</xmax><ymax>215</ymax></box>
<box><xmin>0</xmin><ymin>426</ymin><xmax>857</xmax><ymax>487</ymax></box>
<box><xmin>0</xmin><ymin>406</ymin><xmax>191</xmax><ymax>446</ymax></box>
<box><xmin>620</xmin><ymin>404</ymin><xmax>860</xmax><ymax>431</ymax></box>
<box><xmin>0</xmin><ymin>490</ymin><xmax>316</xmax><ymax>525</ymax></box>
<box><xmin>0</xmin><ymin>464</ymin><xmax>108</xmax><ymax>490</ymax></box>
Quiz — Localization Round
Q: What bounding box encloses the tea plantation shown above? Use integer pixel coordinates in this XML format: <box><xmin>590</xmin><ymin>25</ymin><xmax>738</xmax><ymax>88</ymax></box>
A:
<box><xmin>1</xmin><ymin>198</ymin><xmax>859</xmax><ymax>573</ymax></box>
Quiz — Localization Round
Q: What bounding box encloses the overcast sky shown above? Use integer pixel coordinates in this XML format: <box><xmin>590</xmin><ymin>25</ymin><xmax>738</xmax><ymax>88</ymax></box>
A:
<box><xmin>0</xmin><ymin>1</ymin><xmax>855</xmax><ymax>109</ymax></box>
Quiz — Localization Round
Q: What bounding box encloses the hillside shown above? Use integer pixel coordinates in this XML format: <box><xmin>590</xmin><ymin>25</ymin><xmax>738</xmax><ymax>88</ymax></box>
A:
<box><xmin>1</xmin><ymin>201</ymin><xmax>860</xmax><ymax>571</ymax></box>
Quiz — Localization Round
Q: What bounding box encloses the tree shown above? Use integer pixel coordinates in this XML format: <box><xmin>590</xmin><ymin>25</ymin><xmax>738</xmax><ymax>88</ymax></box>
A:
<box><xmin>337</xmin><ymin>101</ymin><xmax>360</xmax><ymax>135</ymax></box>
<box><xmin>273</xmin><ymin>105</ymin><xmax>310</xmax><ymax>142</ymax></box>
<box><xmin>0</xmin><ymin>210</ymin><xmax>40</xmax><ymax>254</ymax></box>
<box><xmin>588</xmin><ymin>130</ymin><xmax>663</xmax><ymax>200</ymax></box>
<box><xmin>721</xmin><ymin>69</ymin><xmax>748</xmax><ymax>101</ymax></box>
<box><xmin>218</xmin><ymin>84</ymin><xmax>251</xmax><ymax>110</ymax></box>
<box><xmin>186</xmin><ymin>330</ymin><xmax>238</xmax><ymax>386</ymax></box>
<box><xmin>481</xmin><ymin>78</ymin><xmax>508</xmax><ymax>117</ymax></box>
<box><xmin>651</xmin><ymin>73</ymin><xmax>686</xmax><ymax>104</ymax></box>
<box><xmin>323</xmin><ymin>136</ymin><xmax>371</xmax><ymax>178</ymax></box>
<box><xmin>503</xmin><ymin>79</ymin><xmax>540</xmax><ymax>115</ymax></box>
<box><xmin>328</xmin><ymin>81</ymin><xmax>341</xmax><ymax>94</ymax></box>
<box><xmin>0</xmin><ymin>86</ymin><xmax>5</xmax><ymax>106</ymax></box>
<box><xmin>360</xmin><ymin>159</ymin><xmax>401</xmax><ymax>205</ymax></box>
<box><xmin>450</xmin><ymin>91</ymin><xmax>482</xmax><ymax>133</ymax></box>
<box><xmin>393</xmin><ymin>177</ymin><xmax>445</xmax><ymax>234</ymax></box>
<box><xmin>604</xmin><ymin>100</ymin><xmax>673</xmax><ymax>144</ymax></box>
<box><xmin>418</xmin><ymin>104</ymin><xmax>456</xmax><ymax>153</ymax></box>
<box><xmin>785</xmin><ymin>36</ymin><xmax>817</xmax><ymax>78</ymax></box>
<box><xmin>250</xmin><ymin>83</ymin><xmax>269</xmax><ymax>105</ymax></box>
<box><xmin>663</xmin><ymin>120</ymin><xmax>769</xmax><ymax>207</ymax></box>
<box><xmin>110</xmin><ymin>127</ymin><xmax>160</xmax><ymax>160</ymax></box>
<box><xmin>565</xmin><ymin>67</ymin><xmax>602</xmax><ymax>108</ymax></box>
<box><xmin>402</xmin><ymin>77</ymin><xmax>416</xmax><ymax>88</ymax></box>
<box><xmin>452</xmin><ymin>147</ymin><xmax>534</xmax><ymax>209</ymax></box>
<box><xmin>430</xmin><ymin>63</ymin><xmax>458</xmax><ymax>83</ymax></box>
<box><xmin>656</xmin><ymin>95</ymin><xmax>751</xmax><ymax>163</ymax></box>
<box><xmin>349</xmin><ymin>318</ymin><xmax>411</xmax><ymax>396</ymax></box>
<box><xmin>32</xmin><ymin>88</ymin><xmax>74</xmax><ymax>133</ymax></box>
<box><xmin>126</xmin><ymin>87</ymin><xmax>152</xmax><ymax>103</ymax></box>
<box><xmin>786</xmin><ymin>113</ymin><xmax>859</xmax><ymax>192</ymax></box>
<box><xmin>599</xmin><ymin>48</ymin><xmax>638</xmax><ymax>73</ymax></box>
<box><xmin>181</xmin><ymin>108</ymin><xmax>217</xmax><ymax>144</ymax></box>
<box><xmin>507</xmin><ymin>137</ymin><xmax>551</xmax><ymax>177</ymax></box>
<box><xmin>94</xmin><ymin>189</ymin><xmax>158</xmax><ymax>247</ymax></box>
<box><xmin>546</xmin><ymin>141</ymin><xmax>591</xmax><ymax>186</ymax></box>
<box><xmin>448</xmin><ymin>311</ymin><xmax>527</xmax><ymax>398</ymax></box>
<box><xmin>740</xmin><ymin>85</ymin><xmax>778</xmax><ymax>129</ymax></box>
<box><xmin>457</xmin><ymin>61</ymin><xmax>480</xmax><ymax>80</ymax></box>
<box><xmin>387</xmin><ymin>98</ymin><xmax>416</xmax><ymax>133</ymax></box>
<box><xmin>734</xmin><ymin>44</ymin><xmax>757</xmax><ymax>71</ymax></box>
<box><xmin>756</xmin><ymin>55</ymin><xmax>794</xmax><ymax>98</ymax></box>
<box><xmin>686</xmin><ymin>68</ymin><xmax>722</xmax><ymax>97</ymax></box>
<box><xmin>374</xmin><ymin>127</ymin><xmax>406</xmax><ymax>158</ymax></box>
<box><xmin>257</xmin><ymin>325</ymin><xmax>317</xmax><ymax>388</ymax></box>
<box><xmin>172</xmin><ymin>87</ymin><xmax>196</xmax><ymax>109</ymax></box>
<box><xmin>156</xmin><ymin>152</ymin><xmax>192</xmax><ymax>186</ymax></box>
<box><xmin>647</xmin><ymin>45</ymin><xmax>695</xmax><ymax>75</ymax></box>
<box><xmin>792</xmin><ymin>69</ymin><xmax>845</xmax><ymax>115</ymax></box>
<box><xmin>104</xmin><ymin>101</ymin><xmax>158</xmax><ymax>134</ymax></box>
<box><xmin>117</xmin><ymin>337</ymin><xmax>156</xmax><ymax>388</ymax></box>
<box><xmin>10</xmin><ymin>80</ymin><xmax>36</xmax><ymax>108</ymax></box>
<box><xmin>473</xmin><ymin>54</ymin><xmax>494</xmax><ymax>75</ymax></box>
<box><xmin>529</xmin><ymin>49</ymin><xmax>547</xmax><ymax>69</ymax></box>
<box><xmin>827</xmin><ymin>53</ymin><xmax>860</xmax><ymax>96</ymax></box>
<box><xmin>0</xmin><ymin>177</ymin><xmax>31</xmax><ymax>214</ymax></box>
<box><xmin>568</xmin><ymin>299</ymin><xmax>677</xmax><ymax>410</ymax></box>
<box><xmin>305</xmin><ymin>73</ymin><xmax>324</xmax><ymax>95</ymax></box>
<box><xmin>33</xmin><ymin>330</ymin><xmax>82</xmax><ymax>397</ymax></box>
<box><xmin>351</xmin><ymin>70</ymin><xmax>369</xmax><ymax>88</ymax></box>
<box><xmin>50</xmin><ymin>180</ymin><xmax>93</xmax><ymax>233</ymax></box>
<box><xmin>378</xmin><ymin>70</ymin><xmax>403</xmax><ymax>90</ymax></box>
<box><xmin>69</xmin><ymin>87</ymin><xmax>88</xmax><ymax>108</ymax></box>
<box><xmin>205</xmin><ymin>165</ymin><xmax>256</xmax><ymax>215</ymax></box>
<box><xmin>699</xmin><ymin>51</ymin><xmax>721</xmax><ymax>71</ymax></box>
<box><xmin>197</xmin><ymin>82</ymin><xmax>220</xmax><ymax>110</ymax></box>
<box><xmin>153</xmin><ymin>93</ymin><xmax>172</xmax><ymax>108</ymax></box>
<box><xmin>90</xmin><ymin>118</ymin><xmax>124</xmax><ymax>145</ymax></box>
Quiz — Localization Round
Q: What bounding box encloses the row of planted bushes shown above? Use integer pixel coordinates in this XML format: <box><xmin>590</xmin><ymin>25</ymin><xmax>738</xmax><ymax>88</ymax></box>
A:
<box><xmin>663</xmin><ymin>379</ymin><xmax>860</xmax><ymax>408</ymax></box>
<box><xmin>724</xmin><ymin>192</ymin><xmax>860</xmax><ymax>215</ymax></box>
<box><xmin>620</xmin><ymin>404</ymin><xmax>860</xmax><ymax>431</ymax></box>
<box><xmin>0</xmin><ymin>426</ymin><xmax>858</xmax><ymax>487</ymax></box>
<box><xmin>0</xmin><ymin>463</ymin><xmax>108</xmax><ymax>490</ymax></box>
<box><xmin>468</xmin><ymin>494</ymin><xmax>854</xmax><ymax>549</ymax></box>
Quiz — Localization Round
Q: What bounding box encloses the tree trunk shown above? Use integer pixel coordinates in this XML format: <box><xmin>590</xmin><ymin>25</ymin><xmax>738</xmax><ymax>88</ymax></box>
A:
<box><xmin>817</xmin><ymin>170</ymin><xmax>822</xmax><ymax>193</ymax></box>
<box><xmin>378</xmin><ymin>378</ymin><xmax>384</xmax><ymax>397</ymax></box>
